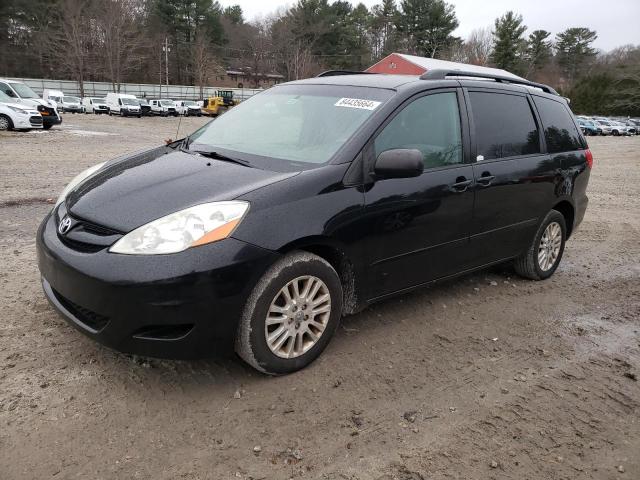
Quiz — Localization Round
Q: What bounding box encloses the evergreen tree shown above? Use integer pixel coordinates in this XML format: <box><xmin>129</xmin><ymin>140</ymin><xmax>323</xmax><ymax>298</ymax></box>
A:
<box><xmin>491</xmin><ymin>11</ymin><xmax>526</xmax><ymax>74</ymax></box>
<box><xmin>396</xmin><ymin>0</ymin><xmax>459</xmax><ymax>58</ymax></box>
<box><xmin>556</xmin><ymin>27</ymin><xmax>598</xmax><ymax>82</ymax></box>
<box><xmin>526</xmin><ymin>29</ymin><xmax>552</xmax><ymax>74</ymax></box>
<box><xmin>370</xmin><ymin>0</ymin><xmax>399</xmax><ymax>59</ymax></box>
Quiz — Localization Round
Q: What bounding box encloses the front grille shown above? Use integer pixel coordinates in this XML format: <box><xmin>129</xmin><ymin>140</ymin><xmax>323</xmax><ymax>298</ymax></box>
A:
<box><xmin>51</xmin><ymin>288</ymin><xmax>109</xmax><ymax>332</ymax></box>
<box><xmin>59</xmin><ymin>236</ymin><xmax>107</xmax><ymax>253</ymax></box>
<box><xmin>30</xmin><ymin>116</ymin><xmax>43</xmax><ymax>126</ymax></box>
<box><xmin>55</xmin><ymin>207</ymin><xmax>122</xmax><ymax>253</ymax></box>
<box><xmin>37</xmin><ymin>105</ymin><xmax>56</xmax><ymax>116</ymax></box>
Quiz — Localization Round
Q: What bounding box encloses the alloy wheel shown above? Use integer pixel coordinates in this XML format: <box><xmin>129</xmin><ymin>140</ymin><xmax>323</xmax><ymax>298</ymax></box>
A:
<box><xmin>0</xmin><ymin>116</ymin><xmax>9</xmax><ymax>130</ymax></box>
<box><xmin>265</xmin><ymin>275</ymin><xmax>331</xmax><ymax>359</ymax></box>
<box><xmin>538</xmin><ymin>221</ymin><xmax>562</xmax><ymax>271</ymax></box>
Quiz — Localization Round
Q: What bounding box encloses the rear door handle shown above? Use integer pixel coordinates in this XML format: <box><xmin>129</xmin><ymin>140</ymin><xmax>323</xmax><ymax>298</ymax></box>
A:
<box><xmin>450</xmin><ymin>178</ymin><xmax>472</xmax><ymax>192</ymax></box>
<box><xmin>477</xmin><ymin>174</ymin><xmax>495</xmax><ymax>187</ymax></box>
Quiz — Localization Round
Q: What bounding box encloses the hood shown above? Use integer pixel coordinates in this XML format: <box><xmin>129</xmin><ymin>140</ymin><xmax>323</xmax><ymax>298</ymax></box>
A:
<box><xmin>20</xmin><ymin>98</ymin><xmax>51</xmax><ymax>108</ymax></box>
<box><xmin>66</xmin><ymin>147</ymin><xmax>298</xmax><ymax>232</ymax></box>
<box><xmin>1</xmin><ymin>101</ymin><xmax>37</xmax><ymax>112</ymax></box>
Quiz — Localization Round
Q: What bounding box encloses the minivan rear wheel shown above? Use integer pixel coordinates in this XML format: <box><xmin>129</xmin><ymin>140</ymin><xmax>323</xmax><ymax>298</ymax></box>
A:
<box><xmin>236</xmin><ymin>251</ymin><xmax>343</xmax><ymax>375</ymax></box>
<box><xmin>514</xmin><ymin>210</ymin><xmax>566</xmax><ymax>280</ymax></box>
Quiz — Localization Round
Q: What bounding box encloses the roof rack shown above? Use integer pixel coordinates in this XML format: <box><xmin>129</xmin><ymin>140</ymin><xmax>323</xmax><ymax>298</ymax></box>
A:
<box><xmin>420</xmin><ymin>69</ymin><xmax>558</xmax><ymax>95</ymax></box>
<box><xmin>316</xmin><ymin>70</ymin><xmax>375</xmax><ymax>77</ymax></box>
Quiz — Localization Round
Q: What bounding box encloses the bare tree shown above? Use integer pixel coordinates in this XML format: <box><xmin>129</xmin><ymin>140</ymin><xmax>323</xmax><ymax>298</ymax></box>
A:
<box><xmin>465</xmin><ymin>27</ymin><xmax>493</xmax><ymax>65</ymax></box>
<box><xmin>245</xmin><ymin>20</ymin><xmax>273</xmax><ymax>88</ymax></box>
<box><xmin>95</xmin><ymin>0</ymin><xmax>146</xmax><ymax>92</ymax></box>
<box><xmin>270</xmin><ymin>12</ymin><xmax>322</xmax><ymax>81</ymax></box>
<box><xmin>45</xmin><ymin>0</ymin><xmax>96</xmax><ymax>96</ymax></box>
<box><xmin>192</xmin><ymin>30</ymin><xmax>223</xmax><ymax>98</ymax></box>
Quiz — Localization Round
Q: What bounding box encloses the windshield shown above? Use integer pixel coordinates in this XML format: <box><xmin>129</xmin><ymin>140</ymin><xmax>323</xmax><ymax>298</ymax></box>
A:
<box><xmin>188</xmin><ymin>85</ymin><xmax>392</xmax><ymax>167</ymax></box>
<box><xmin>137</xmin><ymin>99</ymin><xmax>148</xmax><ymax>105</ymax></box>
<box><xmin>11</xmin><ymin>82</ymin><xmax>39</xmax><ymax>99</ymax></box>
<box><xmin>92</xmin><ymin>98</ymin><xmax>106</xmax><ymax>103</ymax></box>
<box><xmin>66</xmin><ymin>96</ymin><xmax>80</xmax><ymax>103</ymax></box>
<box><xmin>121</xmin><ymin>98</ymin><xmax>137</xmax><ymax>105</ymax></box>
<box><xmin>160</xmin><ymin>100</ymin><xmax>174</xmax><ymax>106</ymax></box>
<box><xmin>185</xmin><ymin>101</ymin><xmax>198</xmax><ymax>106</ymax></box>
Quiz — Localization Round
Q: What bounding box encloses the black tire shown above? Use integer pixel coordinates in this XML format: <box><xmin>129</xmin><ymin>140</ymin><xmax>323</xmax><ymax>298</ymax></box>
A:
<box><xmin>514</xmin><ymin>210</ymin><xmax>566</xmax><ymax>280</ymax></box>
<box><xmin>0</xmin><ymin>114</ymin><xmax>13</xmax><ymax>131</ymax></box>
<box><xmin>236</xmin><ymin>251</ymin><xmax>343</xmax><ymax>375</ymax></box>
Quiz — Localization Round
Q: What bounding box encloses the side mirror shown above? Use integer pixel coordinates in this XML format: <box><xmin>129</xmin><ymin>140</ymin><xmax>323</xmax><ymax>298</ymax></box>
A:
<box><xmin>374</xmin><ymin>149</ymin><xmax>424</xmax><ymax>179</ymax></box>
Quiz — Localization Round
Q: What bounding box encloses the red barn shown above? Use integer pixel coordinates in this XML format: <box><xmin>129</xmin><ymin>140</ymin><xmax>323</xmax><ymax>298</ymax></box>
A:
<box><xmin>366</xmin><ymin>53</ymin><xmax>523</xmax><ymax>80</ymax></box>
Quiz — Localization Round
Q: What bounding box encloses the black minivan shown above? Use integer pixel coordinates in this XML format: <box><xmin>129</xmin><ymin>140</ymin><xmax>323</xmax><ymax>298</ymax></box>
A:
<box><xmin>37</xmin><ymin>69</ymin><xmax>591</xmax><ymax>374</ymax></box>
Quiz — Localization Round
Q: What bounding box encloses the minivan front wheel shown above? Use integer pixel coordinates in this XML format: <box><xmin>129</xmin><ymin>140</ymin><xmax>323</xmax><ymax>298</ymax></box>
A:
<box><xmin>514</xmin><ymin>210</ymin><xmax>566</xmax><ymax>280</ymax></box>
<box><xmin>236</xmin><ymin>251</ymin><xmax>343</xmax><ymax>375</ymax></box>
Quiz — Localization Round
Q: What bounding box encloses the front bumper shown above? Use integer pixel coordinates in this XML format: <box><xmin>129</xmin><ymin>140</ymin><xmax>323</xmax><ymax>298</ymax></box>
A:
<box><xmin>40</xmin><ymin>111</ymin><xmax>62</xmax><ymax>127</ymax></box>
<box><xmin>13</xmin><ymin>114</ymin><xmax>43</xmax><ymax>129</ymax></box>
<box><xmin>37</xmin><ymin>210</ymin><xmax>280</xmax><ymax>359</ymax></box>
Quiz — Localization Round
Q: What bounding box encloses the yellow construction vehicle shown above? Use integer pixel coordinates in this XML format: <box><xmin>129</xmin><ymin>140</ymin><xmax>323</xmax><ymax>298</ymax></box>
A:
<box><xmin>202</xmin><ymin>90</ymin><xmax>236</xmax><ymax>116</ymax></box>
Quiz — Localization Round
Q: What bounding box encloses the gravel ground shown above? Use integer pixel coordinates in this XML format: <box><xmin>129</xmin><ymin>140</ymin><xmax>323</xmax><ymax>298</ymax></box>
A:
<box><xmin>0</xmin><ymin>115</ymin><xmax>639</xmax><ymax>480</ymax></box>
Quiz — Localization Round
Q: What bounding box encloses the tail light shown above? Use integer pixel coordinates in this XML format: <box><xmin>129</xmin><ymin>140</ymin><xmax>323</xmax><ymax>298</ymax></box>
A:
<box><xmin>585</xmin><ymin>149</ymin><xmax>593</xmax><ymax>169</ymax></box>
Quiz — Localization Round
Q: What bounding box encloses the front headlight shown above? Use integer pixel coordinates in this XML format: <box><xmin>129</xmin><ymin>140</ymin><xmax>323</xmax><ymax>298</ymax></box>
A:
<box><xmin>7</xmin><ymin>106</ymin><xmax>29</xmax><ymax>115</ymax></box>
<box><xmin>55</xmin><ymin>162</ymin><xmax>107</xmax><ymax>206</ymax></box>
<box><xmin>109</xmin><ymin>201</ymin><xmax>250</xmax><ymax>255</ymax></box>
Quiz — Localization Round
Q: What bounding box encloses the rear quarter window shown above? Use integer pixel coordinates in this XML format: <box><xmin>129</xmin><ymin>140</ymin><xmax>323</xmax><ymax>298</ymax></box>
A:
<box><xmin>532</xmin><ymin>96</ymin><xmax>583</xmax><ymax>153</ymax></box>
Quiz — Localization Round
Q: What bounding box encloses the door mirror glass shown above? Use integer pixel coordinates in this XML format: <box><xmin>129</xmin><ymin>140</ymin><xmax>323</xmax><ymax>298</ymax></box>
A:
<box><xmin>374</xmin><ymin>149</ymin><xmax>424</xmax><ymax>179</ymax></box>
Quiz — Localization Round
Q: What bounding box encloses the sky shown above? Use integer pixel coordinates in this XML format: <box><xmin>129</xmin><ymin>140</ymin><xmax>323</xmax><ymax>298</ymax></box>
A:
<box><xmin>220</xmin><ymin>0</ymin><xmax>640</xmax><ymax>52</ymax></box>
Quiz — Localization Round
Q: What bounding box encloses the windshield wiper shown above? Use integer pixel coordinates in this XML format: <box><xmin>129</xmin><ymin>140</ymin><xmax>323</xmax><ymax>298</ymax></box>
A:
<box><xmin>187</xmin><ymin>147</ymin><xmax>253</xmax><ymax>167</ymax></box>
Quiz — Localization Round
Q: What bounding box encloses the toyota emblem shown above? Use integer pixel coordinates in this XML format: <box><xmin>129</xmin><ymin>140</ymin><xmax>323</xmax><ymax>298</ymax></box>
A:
<box><xmin>58</xmin><ymin>216</ymin><xmax>72</xmax><ymax>235</ymax></box>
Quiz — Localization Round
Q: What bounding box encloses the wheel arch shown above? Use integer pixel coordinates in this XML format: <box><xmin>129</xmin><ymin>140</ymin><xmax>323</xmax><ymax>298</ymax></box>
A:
<box><xmin>0</xmin><ymin>113</ymin><xmax>14</xmax><ymax>130</ymax></box>
<box><xmin>552</xmin><ymin>200</ymin><xmax>575</xmax><ymax>238</ymax></box>
<box><xmin>278</xmin><ymin>236</ymin><xmax>361</xmax><ymax>315</ymax></box>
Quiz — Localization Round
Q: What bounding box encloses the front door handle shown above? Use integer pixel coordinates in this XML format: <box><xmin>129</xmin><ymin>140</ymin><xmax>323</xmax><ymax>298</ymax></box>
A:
<box><xmin>477</xmin><ymin>174</ymin><xmax>495</xmax><ymax>187</ymax></box>
<box><xmin>450</xmin><ymin>177</ymin><xmax>472</xmax><ymax>192</ymax></box>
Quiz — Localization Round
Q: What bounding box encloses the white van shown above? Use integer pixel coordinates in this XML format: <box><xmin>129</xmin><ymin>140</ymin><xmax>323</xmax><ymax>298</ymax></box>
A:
<box><xmin>43</xmin><ymin>89</ymin><xmax>64</xmax><ymax>109</ymax></box>
<box><xmin>0</xmin><ymin>78</ymin><xmax>61</xmax><ymax>129</ymax></box>
<box><xmin>82</xmin><ymin>97</ymin><xmax>108</xmax><ymax>114</ymax></box>
<box><xmin>60</xmin><ymin>95</ymin><xmax>83</xmax><ymax>113</ymax></box>
<box><xmin>106</xmin><ymin>93</ymin><xmax>141</xmax><ymax>117</ymax></box>
<box><xmin>0</xmin><ymin>90</ymin><xmax>43</xmax><ymax>130</ymax></box>
<box><xmin>149</xmin><ymin>99</ymin><xmax>178</xmax><ymax>116</ymax></box>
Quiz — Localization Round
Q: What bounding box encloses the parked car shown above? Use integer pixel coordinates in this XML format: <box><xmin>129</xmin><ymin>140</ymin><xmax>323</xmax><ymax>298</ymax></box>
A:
<box><xmin>0</xmin><ymin>90</ymin><xmax>43</xmax><ymax>131</ymax></box>
<box><xmin>175</xmin><ymin>100</ymin><xmax>202</xmax><ymax>116</ymax></box>
<box><xmin>609</xmin><ymin>121</ymin><xmax>630</xmax><ymax>136</ymax></box>
<box><xmin>619</xmin><ymin>120</ymin><xmax>637</xmax><ymax>135</ymax></box>
<box><xmin>0</xmin><ymin>78</ymin><xmax>61</xmax><ymax>129</ymax></box>
<box><xmin>60</xmin><ymin>96</ymin><xmax>83</xmax><ymax>113</ymax></box>
<box><xmin>82</xmin><ymin>97</ymin><xmax>109</xmax><ymax>114</ymax></box>
<box><xmin>106</xmin><ymin>93</ymin><xmax>141</xmax><ymax>117</ymax></box>
<box><xmin>42</xmin><ymin>89</ymin><xmax>64</xmax><ymax>110</ymax></box>
<box><xmin>594</xmin><ymin>120</ymin><xmax>613</xmax><ymax>135</ymax></box>
<box><xmin>37</xmin><ymin>69</ymin><xmax>592</xmax><ymax>374</ymax></box>
<box><xmin>135</xmin><ymin>99</ymin><xmax>152</xmax><ymax>116</ymax></box>
<box><xmin>149</xmin><ymin>99</ymin><xmax>178</xmax><ymax>116</ymax></box>
<box><xmin>577</xmin><ymin>119</ymin><xmax>600</xmax><ymax>136</ymax></box>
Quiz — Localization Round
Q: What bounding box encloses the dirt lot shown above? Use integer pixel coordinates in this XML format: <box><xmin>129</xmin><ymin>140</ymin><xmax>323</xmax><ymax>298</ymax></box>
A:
<box><xmin>0</xmin><ymin>115</ymin><xmax>639</xmax><ymax>480</ymax></box>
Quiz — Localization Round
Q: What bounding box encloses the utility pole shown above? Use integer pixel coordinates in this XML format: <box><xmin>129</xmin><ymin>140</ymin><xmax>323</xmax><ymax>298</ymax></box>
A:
<box><xmin>163</xmin><ymin>37</ymin><xmax>171</xmax><ymax>89</ymax></box>
<box><xmin>159</xmin><ymin>47</ymin><xmax>162</xmax><ymax>98</ymax></box>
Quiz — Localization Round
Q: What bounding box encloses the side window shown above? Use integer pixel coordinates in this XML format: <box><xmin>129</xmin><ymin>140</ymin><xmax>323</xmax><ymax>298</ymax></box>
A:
<box><xmin>469</xmin><ymin>92</ymin><xmax>540</xmax><ymax>160</ymax></box>
<box><xmin>0</xmin><ymin>82</ymin><xmax>16</xmax><ymax>97</ymax></box>
<box><xmin>374</xmin><ymin>92</ymin><xmax>462</xmax><ymax>169</ymax></box>
<box><xmin>532</xmin><ymin>96</ymin><xmax>583</xmax><ymax>153</ymax></box>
